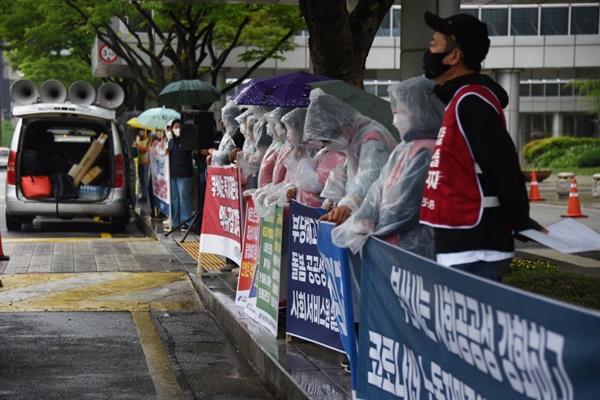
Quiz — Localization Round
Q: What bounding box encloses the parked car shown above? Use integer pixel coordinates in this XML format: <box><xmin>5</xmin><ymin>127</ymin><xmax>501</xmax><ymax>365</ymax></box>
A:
<box><xmin>0</xmin><ymin>147</ymin><xmax>9</xmax><ymax>168</ymax></box>
<box><xmin>5</xmin><ymin>79</ymin><xmax>136</xmax><ymax>232</ymax></box>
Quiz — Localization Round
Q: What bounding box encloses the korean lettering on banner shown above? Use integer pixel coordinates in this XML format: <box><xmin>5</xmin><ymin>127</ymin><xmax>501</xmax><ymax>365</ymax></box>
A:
<box><xmin>286</xmin><ymin>201</ymin><xmax>343</xmax><ymax>352</ymax></box>
<box><xmin>148</xmin><ymin>143</ymin><xmax>170</xmax><ymax>217</ymax></box>
<box><xmin>317</xmin><ymin>221</ymin><xmax>359</xmax><ymax>394</ymax></box>
<box><xmin>357</xmin><ymin>237</ymin><xmax>600</xmax><ymax>400</ymax></box>
<box><xmin>254</xmin><ymin>204</ymin><xmax>284</xmax><ymax>336</ymax></box>
<box><xmin>236</xmin><ymin>196</ymin><xmax>261</xmax><ymax>308</ymax></box>
<box><xmin>199</xmin><ymin>166</ymin><xmax>243</xmax><ymax>265</ymax></box>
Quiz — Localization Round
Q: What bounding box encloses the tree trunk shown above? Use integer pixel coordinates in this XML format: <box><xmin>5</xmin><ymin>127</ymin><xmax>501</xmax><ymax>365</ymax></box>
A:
<box><xmin>299</xmin><ymin>0</ymin><xmax>394</xmax><ymax>88</ymax></box>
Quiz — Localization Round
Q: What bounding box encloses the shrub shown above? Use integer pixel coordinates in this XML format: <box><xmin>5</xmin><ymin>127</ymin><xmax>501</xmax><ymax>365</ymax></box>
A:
<box><xmin>523</xmin><ymin>137</ymin><xmax>600</xmax><ymax>166</ymax></box>
<box><xmin>578</xmin><ymin>147</ymin><xmax>600</xmax><ymax>167</ymax></box>
<box><xmin>508</xmin><ymin>258</ymin><xmax>557</xmax><ymax>273</ymax></box>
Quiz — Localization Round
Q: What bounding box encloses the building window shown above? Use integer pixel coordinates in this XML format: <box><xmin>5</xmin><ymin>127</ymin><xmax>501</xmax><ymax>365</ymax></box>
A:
<box><xmin>571</xmin><ymin>6</ymin><xmax>600</xmax><ymax>34</ymax></box>
<box><xmin>511</xmin><ymin>8</ymin><xmax>539</xmax><ymax>36</ymax></box>
<box><xmin>545</xmin><ymin>83</ymin><xmax>559</xmax><ymax>96</ymax></box>
<box><xmin>531</xmin><ymin>83</ymin><xmax>545</xmax><ymax>96</ymax></box>
<box><xmin>376</xmin><ymin>10</ymin><xmax>391</xmax><ymax>37</ymax></box>
<box><xmin>520</xmin><ymin>83</ymin><xmax>531</xmax><ymax>97</ymax></box>
<box><xmin>392</xmin><ymin>9</ymin><xmax>401</xmax><ymax>37</ymax></box>
<box><xmin>482</xmin><ymin>8</ymin><xmax>509</xmax><ymax>36</ymax></box>
<box><xmin>561</xmin><ymin>83</ymin><xmax>574</xmax><ymax>97</ymax></box>
<box><xmin>541</xmin><ymin>8</ymin><xmax>568</xmax><ymax>35</ymax></box>
<box><xmin>460</xmin><ymin>8</ymin><xmax>479</xmax><ymax>19</ymax></box>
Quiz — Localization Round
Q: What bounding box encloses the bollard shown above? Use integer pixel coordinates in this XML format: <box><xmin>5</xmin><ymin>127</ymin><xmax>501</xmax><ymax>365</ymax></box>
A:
<box><xmin>593</xmin><ymin>173</ymin><xmax>600</xmax><ymax>199</ymax></box>
<box><xmin>556</xmin><ymin>172</ymin><xmax>575</xmax><ymax>197</ymax></box>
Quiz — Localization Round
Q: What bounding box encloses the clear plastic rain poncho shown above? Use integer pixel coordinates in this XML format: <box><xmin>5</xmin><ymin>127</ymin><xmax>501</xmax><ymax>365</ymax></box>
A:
<box><xmin>291</xmin><ymin>147</ymin><xmax>346</xmax><ymax>208</ymax></box>
<box><xmin>211</xmin><ymin>101</ymin><xmax>241</xmax><ymax>166</ymax></box>
<box><xmin>304</xmin><ymin>88</ymin><xmax>397</xmax><ymax>211</ymax></box>
<box><xmin>331</xmin><ymin>76</ymin><xmax>445</xmax><ymax>258</ymax></box>
<box><xmin>237</xmin><ymin>106</ymin><xmax>275</xmax><ymax>178</ymax></box>
<box><xmin>256</xmin><ymin>107</ymin><xmax>292</xmax><ymax>188</ymax></box>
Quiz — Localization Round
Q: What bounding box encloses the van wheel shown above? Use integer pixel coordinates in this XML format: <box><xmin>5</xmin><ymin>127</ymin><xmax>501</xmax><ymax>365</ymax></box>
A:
<box><xmin>6</xmin><ymin>212</ymin><xmax>22</xmax><ymax>231</ymax></box>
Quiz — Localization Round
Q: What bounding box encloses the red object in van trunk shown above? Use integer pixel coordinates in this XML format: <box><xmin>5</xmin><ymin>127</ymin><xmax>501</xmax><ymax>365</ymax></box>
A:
<box><xmin>115</xmin><ymin>154</ymin><xmax>124</xmax><ymax>188</ymax></box>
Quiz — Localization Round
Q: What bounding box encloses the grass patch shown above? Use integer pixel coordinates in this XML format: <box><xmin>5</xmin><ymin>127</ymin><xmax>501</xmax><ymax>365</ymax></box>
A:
<box><xmin>504</xmin><ymin>258</ymin><xmax>600</xmax><ymax>311</ymax></box>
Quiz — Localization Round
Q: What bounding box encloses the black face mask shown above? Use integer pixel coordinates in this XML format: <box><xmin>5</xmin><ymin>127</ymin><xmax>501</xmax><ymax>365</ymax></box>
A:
<box><xmin>423</xmin><ymin>50</ymin><xmax>451</xmax><ymax>79</ymax></box>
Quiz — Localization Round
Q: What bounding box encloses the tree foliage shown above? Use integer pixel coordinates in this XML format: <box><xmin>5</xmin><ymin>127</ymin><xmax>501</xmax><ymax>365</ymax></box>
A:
<box><xmin>567</xmin><ymin>79</ymin><xmax>600</xmax><ymax>115</ymax></box>
<box><xmin>0</xmin><ymin>0</ymin><xmax>305</xmax><ymax>107</ymax></box>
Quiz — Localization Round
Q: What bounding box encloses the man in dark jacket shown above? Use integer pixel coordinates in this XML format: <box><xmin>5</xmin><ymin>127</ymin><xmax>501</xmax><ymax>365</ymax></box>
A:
<box><xmin>419</xmin><ymin>11</ymin><xmax>545</xmax><ymax>281</ymax></box>
<box><xmin>167</xmin><ymin>119</ymin><xmax>194</xmax><ymax>232</ymax></box>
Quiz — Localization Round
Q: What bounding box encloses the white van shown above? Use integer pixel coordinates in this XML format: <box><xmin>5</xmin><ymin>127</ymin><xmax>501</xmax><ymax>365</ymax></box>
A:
<box><xmin>5</xmin><ymin>79</ymin><xmax>136</xmax><ymax>232</ymax></box>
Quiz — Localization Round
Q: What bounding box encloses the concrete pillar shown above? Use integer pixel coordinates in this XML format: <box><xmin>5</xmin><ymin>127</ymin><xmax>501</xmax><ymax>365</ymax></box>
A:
<box><xmin>552</xmin><ymin>112</ymin><xmax>563</xmax><ymax>137</ymax></box>
<box><xmin>400</xmin><ymin>0</ymin><xmax>461</xmax><ymax>80</ymax></box>
<box><xmin>495</xmin><ymin>69</ymin><xmax>521</xmax><ymax>147</ymax></box>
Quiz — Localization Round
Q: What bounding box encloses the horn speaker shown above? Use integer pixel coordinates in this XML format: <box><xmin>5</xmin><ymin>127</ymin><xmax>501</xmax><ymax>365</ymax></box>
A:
<box><xmin>39</xmin><ymin>79</ymin><xmax>67</xmax><ymax>103</ymax></box>
<box><xmin>10</xmin><ymin>79</ymin><xmax>39</xmax><ymax>105</ymax></box>
<box><xmin>97</xmin><ymin>83</ymin><xmax>125</xmax><ymax>109</ymax></box>
<box><xmin>68</xmin><ymin>81</ymin><xmax>96</xmax><ymax>106</ymax></box>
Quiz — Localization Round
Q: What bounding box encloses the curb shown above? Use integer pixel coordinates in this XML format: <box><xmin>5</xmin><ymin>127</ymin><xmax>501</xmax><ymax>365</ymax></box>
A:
<box><xmin>189</xmin><ymin>274</ymin><xmax>313</xmax><ymax>400</ymax></box>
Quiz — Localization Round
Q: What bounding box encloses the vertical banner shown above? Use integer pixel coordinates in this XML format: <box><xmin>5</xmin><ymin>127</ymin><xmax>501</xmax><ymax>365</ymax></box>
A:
<box><xmin>317</xmin><ymin>221</ymin><xmax>358</xmax><ymax>394</ymax></box>
<box><xmin>149</xmin><ymin>143</ymin><xmax>170</xmax><ymax>218</ymax></box>
<box><xmin>236</xmin><ymin>196</ymin><xmax>261</xmax><ymax>308</ymax></box>
<box><xmin>254</xmin><ymin>204</ymin><xmax>284</xmax><ymax>336</ymax></box>
<box><xmin>286</xmin><ymin>201</ymin><xmax>344</xmax><ymax>352</ymax></box>
<box><xmin>357</xmin><ymin>237</ymin><xmax>600</xmax><ymax>400</ymax></box>
<box><xmin>200</xmin><ymin>166</ymin><xmax>243</xmax><ymax>266</ymax></box>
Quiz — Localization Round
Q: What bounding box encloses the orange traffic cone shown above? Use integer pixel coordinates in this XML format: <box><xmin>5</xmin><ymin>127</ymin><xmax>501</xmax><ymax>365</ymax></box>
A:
<box><xmin>0</xmin><ymin>229</ymin><xmax>8</xmax><ymax>261</ymax></box>
<box><xmin>562</xmin><ymin>178</ymin><xmax>588</xmax><ymax>218</ymax></box>
<box><xmin>528</xmin><ymin>170</ymin><xmax>545</xmax><ymax>202</ymax></box>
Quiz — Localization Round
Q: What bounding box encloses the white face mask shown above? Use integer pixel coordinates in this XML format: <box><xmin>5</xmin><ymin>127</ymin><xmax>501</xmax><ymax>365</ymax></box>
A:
<box><xmin>393</xmin><ymin>113</ymin><xmax>413</xmax><ymax>140</ymax></box>
<box><xmin>173</xmin><ymin>127</ymin><xmax>181</xmax><ymax>137</ymax></box>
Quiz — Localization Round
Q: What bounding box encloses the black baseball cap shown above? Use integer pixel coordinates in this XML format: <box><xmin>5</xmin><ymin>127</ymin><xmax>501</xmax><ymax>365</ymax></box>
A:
<box><xmin>424</xmin><ymin>11</ymin><xmax>490</xmax><ymax>64</ymax></box>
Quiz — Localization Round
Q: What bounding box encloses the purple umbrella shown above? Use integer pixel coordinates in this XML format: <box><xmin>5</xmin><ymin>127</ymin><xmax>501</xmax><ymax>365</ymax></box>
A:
<box><xmin>232</xmin><ymin>71</ymin><xmax>333</xmax><ymax>108</ymax></box>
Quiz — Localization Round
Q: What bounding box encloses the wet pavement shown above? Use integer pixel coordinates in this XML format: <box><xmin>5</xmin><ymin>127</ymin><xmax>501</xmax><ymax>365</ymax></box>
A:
<box><xmin>0</xmin><ymin>173</ymin><xmax>596</xmax><ymax>400</ymax></box>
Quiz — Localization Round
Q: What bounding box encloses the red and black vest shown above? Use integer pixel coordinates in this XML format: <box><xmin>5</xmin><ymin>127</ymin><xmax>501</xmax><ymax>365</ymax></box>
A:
<box><xmin>420</xmin><ymin>84</ymin><xmax>505</xmax><ymax>229</ymax></box>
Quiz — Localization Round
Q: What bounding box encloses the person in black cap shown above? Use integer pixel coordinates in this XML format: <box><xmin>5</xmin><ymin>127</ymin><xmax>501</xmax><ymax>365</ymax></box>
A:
<box><xmin>419</xmin><ymin>11</ymin><xmax>546</xmax><ymax>281</ymax></box>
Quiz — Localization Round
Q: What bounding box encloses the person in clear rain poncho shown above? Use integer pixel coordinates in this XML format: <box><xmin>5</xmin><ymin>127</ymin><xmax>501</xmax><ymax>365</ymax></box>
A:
<box><xmin>256</xmin><ymin>107</ymin><xmax>292</xmax><ymax>188</ymax></box>
<box><xmin>208</xmin><ymin>101</ymin><xmax>241</xmax><ymax>166</ymax></box>
<box><xmin>331</xmin><ymin>76</ymin><xmax>444</xmax><ymax>260</ymax></box>
<box><xmin>236</xmin><ymin>106</ymin><xmax>275</xmax><ymax>189</ymax></box>
<box><xmin>304</xmin><ymin>89</ymin><xmax>397</xmax><ymax>226</ymax></box>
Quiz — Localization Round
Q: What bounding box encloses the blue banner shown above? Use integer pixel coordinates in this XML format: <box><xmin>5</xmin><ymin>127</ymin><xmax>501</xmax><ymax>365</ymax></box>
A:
<box><xmin>318</xmin><ymin>220</ymin><xmax>358</xmax><ymax>393</ymax></box>
<box><xmin>286</xmin><ymin>201</ymin><xmax>343</xmax><ymax>352</ymax></box>
<box><xmin>358</xmin><ymin>237</ymin><xmax>600</xmax><ymax>399</ymax></box>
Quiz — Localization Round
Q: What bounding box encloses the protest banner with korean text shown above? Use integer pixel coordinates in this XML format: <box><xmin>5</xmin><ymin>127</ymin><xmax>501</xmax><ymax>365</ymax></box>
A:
<box><xmin>149</xmin><ymin>144</ymin><xmax>170</xmax><ymax>218</ymax></box>
<box><xmin>254</xmin><ymin>204</ymin><xmax>284</xmax><ymax>336</ymax></box>
<box><xmin>286</xmin><ymin>202</ymin><xmax>343</xmax><ymax>352</ymax></box>
<box><xmin>357</xmin><ymin>237</ymin><xmax>600</xmax><ymax>400</ymax></box>
<box><xmin>318</xmin><ymin>221</ymin><xmax>359</xmax><ymax>395</ymax></box>
<box><xmin>236</xmin><ymin>196</ymin><xmax>261</xmax><ymax>308</ymax></box>
<box><xmin>200</xmin><ymin>166</ymin><xmax>243</xmax><ymax>266</ymax></box>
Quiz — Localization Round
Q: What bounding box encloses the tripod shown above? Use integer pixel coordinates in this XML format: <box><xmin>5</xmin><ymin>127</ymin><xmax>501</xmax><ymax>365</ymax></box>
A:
<box><xmin>164</xmin><ymin>211</ymin><xmax>201</xmax><ymax>242</ymax></box>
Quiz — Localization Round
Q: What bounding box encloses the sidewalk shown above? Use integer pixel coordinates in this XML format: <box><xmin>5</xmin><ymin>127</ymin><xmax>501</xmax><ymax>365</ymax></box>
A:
<box><xmin>134</xmin><ymin>203</ymin><xmax>353</xmax><ymax>400</ymax></box>
<box><xmin>135</xmin><ymin>173</ymin><xmax>599</xmax><ymax>400</ymax></box>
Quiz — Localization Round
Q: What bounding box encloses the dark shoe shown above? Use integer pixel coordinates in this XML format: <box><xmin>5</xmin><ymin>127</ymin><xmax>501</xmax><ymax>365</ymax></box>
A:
<box><xmin>340</xmin><ymin>356</ymin><xmax>350</xmax><ymax>369</ymax></box>
<box><xmin>181</xmin><ymin>225</ymin><xmax>189</xmax><ymax>233</ymax></box>
<box><xmin>220</xmin><ymin>263</ymin><xmax>236</xmax><ymax>272</ymax></box>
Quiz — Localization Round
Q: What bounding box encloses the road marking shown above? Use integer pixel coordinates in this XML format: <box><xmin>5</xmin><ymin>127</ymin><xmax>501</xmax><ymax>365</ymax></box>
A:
<box><xmin>519</xmin><ymin>249</ymin><xmax>600</xmax><ymax>268</ymax></box>
<box><xmin>0</xmin><ymin>272</ymin><xmax>202</xmax><ymax>312</ymax></box>
<box><xmin>133</xmin><ymin>311</ymin><xmax>185</xmax><ymax>400</ymax></box>
<box><xmin>101</xmin><ymin>233</ymin><xmax>112</xmax><ymax>239</ymax></box>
